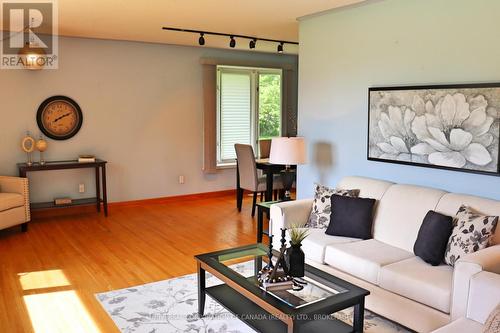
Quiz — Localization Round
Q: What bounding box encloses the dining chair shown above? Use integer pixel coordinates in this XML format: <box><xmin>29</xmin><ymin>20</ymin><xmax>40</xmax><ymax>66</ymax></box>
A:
<box><xmin>259</xmin><ymin>139</ymin><xmax>272</xmax><ymax>159</ymax></box>
<box><xmin>235</xmin><ymin>144</ymin><xmax>283</xmax><ymax>217</ymax></box>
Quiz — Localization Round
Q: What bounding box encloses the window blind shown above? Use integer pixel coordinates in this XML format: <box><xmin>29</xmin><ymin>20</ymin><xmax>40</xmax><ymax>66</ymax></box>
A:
<box><xmin>219</xmin><ymin>71</ymin><xmax>252</xmax><ymax>162</ymax></box>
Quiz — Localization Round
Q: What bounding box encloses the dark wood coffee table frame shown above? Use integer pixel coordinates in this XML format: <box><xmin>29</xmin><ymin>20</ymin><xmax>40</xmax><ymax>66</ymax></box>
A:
<box><xmin>195</xmin><ymin>243</ymin><xmax>369</xmax><ymax>333</ymax></box>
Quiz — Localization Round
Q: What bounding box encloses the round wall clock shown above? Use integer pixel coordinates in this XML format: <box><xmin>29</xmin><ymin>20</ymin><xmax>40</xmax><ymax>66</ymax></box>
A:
<box><xmin>36</xmin><ymin>96</ymin><xmax>83</xmax><ymax>140</ymax></box>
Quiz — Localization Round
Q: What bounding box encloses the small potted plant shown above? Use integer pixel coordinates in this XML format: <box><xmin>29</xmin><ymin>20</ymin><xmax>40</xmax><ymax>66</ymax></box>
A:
<box><xmin>286</xmin><ymin>225</ymin><xmax>309</xmax><ymax>277</ymax></box>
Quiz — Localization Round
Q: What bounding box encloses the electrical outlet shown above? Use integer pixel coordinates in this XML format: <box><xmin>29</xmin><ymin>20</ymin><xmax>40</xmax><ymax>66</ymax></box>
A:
<box><xmin>179</xmin><ymin>175</ymin><xmax>185</xmax><ymax>184</ymax></box>
<box><xmin>79</xmin><ymin>184</ymin><xmax>85</xmax><ymax>193</ymax></box>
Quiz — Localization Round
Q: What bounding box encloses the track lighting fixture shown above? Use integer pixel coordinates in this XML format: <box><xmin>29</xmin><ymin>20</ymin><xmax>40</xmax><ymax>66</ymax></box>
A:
<box><xmin>249</xmin><ymin>39</ymin><xmax>256</xmax><ymax>49</ymax></box>
<box><xmin>162</xmin><ymin>27</ymin><xmax>299</xmax><ymax>52</ymax></box>
<box><xmin>198</xmin><ymin>33</ymin><xmax>205</xmax><ymax>46</ymax></box>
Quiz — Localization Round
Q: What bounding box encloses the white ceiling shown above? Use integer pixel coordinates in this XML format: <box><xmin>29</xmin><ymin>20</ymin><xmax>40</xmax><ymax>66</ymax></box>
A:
<box><xmin>53</xmin><ymin>0</ymin><xmax>366</xmax><ymax>54</ymax></box>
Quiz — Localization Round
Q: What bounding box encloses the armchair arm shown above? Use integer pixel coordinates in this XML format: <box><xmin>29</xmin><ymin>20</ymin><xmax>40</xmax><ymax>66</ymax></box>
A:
<box><xmin>0</xmin><ymin>176</ymin><xmax>30</xmax><ymax>222</ymax></box>
<box><xmin>451</xmin><ymin>245</ymin><xmax>500</xmax><ymax>320</ymax></box>
<box><xmin>467</xmin><ymin>271</ymin><xmax>500</xmax><ymax>324</ymax></box>
<box><xmin>270</xmin><ymin>199</ymin><xmax>313</xmax><ymax>248</ymax></box>
<box><xmin>0</xmin><ymin>176</ymin><xmax>28</xmax><ymax>195</ymax></box>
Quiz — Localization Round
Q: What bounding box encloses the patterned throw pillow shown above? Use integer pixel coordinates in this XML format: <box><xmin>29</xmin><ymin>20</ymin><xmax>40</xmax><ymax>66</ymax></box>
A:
<box><xmin>306</xmin><ymin>183</ymin><xmax>359</xmax><ymax>229</ymax></box>
<box><xmin>444</xmin><ymin>205</ymin><xmax>498</xmax><ymax>266</ymax></box>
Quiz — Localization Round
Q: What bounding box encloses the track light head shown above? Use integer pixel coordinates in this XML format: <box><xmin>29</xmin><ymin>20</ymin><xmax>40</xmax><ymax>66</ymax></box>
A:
<box><xmin>277</xmin><ymin>42</ymin><xmax>284</xmax><ymax>53</ymax></box>
<box><xmin>249</xmin><ymin>39</ymin><xmax>256</xmax><ymax>49</ymax></box>
<box><xmin>162</xmin><ymin>27</ymin><xmax>299</xmax><ymax>50</ymax></box>
<box><xmin>198</xmin><ymin>33</ymin><xmax>205</xmax><ymax>46</ymax></box>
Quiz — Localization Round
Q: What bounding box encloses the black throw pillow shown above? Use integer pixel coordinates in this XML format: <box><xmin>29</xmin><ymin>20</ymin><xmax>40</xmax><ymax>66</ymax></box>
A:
<box><xmin>414</xmin><ymin>211</ymin><xmax>453</xmax><ymax>266</ymax></box>
<box><xmin>326</xmin><ymin>195</ymin><xmax>376</xmax><ymax>239</ymax></box>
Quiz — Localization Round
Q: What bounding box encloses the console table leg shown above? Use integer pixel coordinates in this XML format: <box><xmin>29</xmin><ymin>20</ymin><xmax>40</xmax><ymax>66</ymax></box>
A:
<box><xmin>95</xmin><ymin>166</ymin><xmax>101</xmax><ymax>213</ymax></box>
<box><xmin>353</xmin><ymin>298</ymin><xmax>365</xmax><ymax>333</ymax></box>
<box><xmin>197</xmin><ymin>263</ymin><xmax>206</xmax><ymax>317</ymax></box>
<box><xmin>102</xmin><ymin>165</ymin><xmax>108</xmax><ymax>217</ymax></box>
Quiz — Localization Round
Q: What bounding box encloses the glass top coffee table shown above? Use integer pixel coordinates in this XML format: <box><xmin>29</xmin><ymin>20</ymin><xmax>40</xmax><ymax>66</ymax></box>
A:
<box><xmin>195</xmin><ymin>243</ymin><xmax>369</xmax><ymax>333</ymax></box>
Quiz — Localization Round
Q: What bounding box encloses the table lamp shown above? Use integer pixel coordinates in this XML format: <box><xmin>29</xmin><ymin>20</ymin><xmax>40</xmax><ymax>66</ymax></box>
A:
<box><xmin>269</xmin><ymin>137</ymin><xmax>306</xmax><ymax>201</ymax></box>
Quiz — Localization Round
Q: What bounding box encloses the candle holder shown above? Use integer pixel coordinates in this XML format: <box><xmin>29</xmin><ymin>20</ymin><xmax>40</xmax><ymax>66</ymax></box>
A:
<box><xmin>265</xmin><ymin>235</ymin><xmax>274</xmax><ymax>270</ymax></box>
<box><xmin>280</xmin><ymin>228</ymin><xmax>287</xmax><ymax>249</ymax></box>
<box><xmin>35</xmin><ymin>136</ymin><xmax>48</xmax><ymax>165</ymax></box>
<box><xmin>21</xmin><ymin>132</ymin><xmax>35</xmax><ymax>166</ymax></box>
<box><xmin>257</xmin><ymin>231</ymin><xmax>293</xmax><ymax>290</ymax></box>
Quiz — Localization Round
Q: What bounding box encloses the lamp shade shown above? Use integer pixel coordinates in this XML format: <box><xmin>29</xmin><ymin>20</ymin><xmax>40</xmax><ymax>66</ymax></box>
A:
<box><xmin>269</xmin><ymin>137</ymin><xmax>306</xmax><ymax>165</ymax></box>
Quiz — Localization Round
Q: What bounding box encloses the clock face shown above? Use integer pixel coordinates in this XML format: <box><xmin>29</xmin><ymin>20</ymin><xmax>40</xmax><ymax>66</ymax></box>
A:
<box><xmin>37</xmin><ymin>96</ymin><xmax>83</xmax><ymax>140</ymax></box>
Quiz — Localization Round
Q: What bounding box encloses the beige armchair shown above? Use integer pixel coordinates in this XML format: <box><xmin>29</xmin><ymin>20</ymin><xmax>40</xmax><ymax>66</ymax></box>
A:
<box><xmin>0</xmin><ymin>176</ymin><xmax>30</xmax><ymax>232</ymax></box>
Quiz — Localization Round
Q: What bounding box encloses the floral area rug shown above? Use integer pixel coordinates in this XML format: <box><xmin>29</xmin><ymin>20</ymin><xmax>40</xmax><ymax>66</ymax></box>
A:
<box><xmin>96</xmin><ymin>261</ymin><xmax>410</xmax><ymax>333</ymax></box>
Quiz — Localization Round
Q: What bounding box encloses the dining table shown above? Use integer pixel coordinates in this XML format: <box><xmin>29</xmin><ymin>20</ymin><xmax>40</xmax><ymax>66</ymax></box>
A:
<box><xmin>235</xmin><ymin>158</ymin><xmax>296</xmax><ymax>202</ymax></box>
<box><xmin>255</xmin><ymin>159</ymin><xmax>286</xmax><ymax>202</ymax></box>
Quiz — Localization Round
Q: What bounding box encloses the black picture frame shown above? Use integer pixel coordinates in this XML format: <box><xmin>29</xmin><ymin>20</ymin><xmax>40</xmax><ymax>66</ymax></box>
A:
<box><xmin>36</xmin><ymin>95</ymin><xmax>83</xmax><ymax>140</ymax></box>
<box><xmin>367</xmin><ymin>83</ymin><xmax>500</xmax><ymax>177</ymax></box>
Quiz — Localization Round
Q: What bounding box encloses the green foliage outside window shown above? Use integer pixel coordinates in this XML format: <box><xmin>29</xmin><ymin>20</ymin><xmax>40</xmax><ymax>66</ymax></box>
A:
<box><xmin>259</xmin><ymin>74</ymin><xmax>281</xmax><ymax>139</ymax></box>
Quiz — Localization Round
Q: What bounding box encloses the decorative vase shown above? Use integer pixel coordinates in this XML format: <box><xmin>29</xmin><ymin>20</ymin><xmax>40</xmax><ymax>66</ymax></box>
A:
<box><xmin>286</xmin><ymin>243</ymin><xmax>305</xmax><ymax>277</ymax></box>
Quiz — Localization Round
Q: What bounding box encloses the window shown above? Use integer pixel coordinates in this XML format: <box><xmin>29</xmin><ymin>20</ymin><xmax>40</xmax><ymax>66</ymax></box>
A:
<box><xmin>216</xmin><ymin>65</ymin><xmax>282</xmax><ymax>166</ymax></box>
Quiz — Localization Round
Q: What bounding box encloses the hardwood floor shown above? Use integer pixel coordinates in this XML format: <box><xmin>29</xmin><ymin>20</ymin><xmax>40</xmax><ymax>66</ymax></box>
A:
<box><xmin>0</xmin><ymin>193</ymin><xmax>260</xmax><ymax>333</ymax></box>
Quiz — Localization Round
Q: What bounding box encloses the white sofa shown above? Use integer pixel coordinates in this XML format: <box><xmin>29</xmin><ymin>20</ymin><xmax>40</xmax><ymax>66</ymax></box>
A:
<box><xmin>270</xmin><ymin>176</ymin><xmax>500</xmax><ymax>333</ymax></box>
<box><xmin>432</xmin><ymin>271</ymin><xmax>500</xmax><ymax>333</ymax></box>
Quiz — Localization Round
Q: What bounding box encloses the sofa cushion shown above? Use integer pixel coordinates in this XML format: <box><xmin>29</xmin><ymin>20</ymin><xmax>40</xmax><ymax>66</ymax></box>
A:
<box><xmin>431</xmin><ymin>318</ymin><xmax>483</xmax><ymax>333</ymax></box>
<box><xmin>306</xmin><ymin>184</ymin><xmax>359</xmax><ymax>229</ymax></box>
<box><xmin>0</xmin><ymin>193</ymin><xmax>24</xmax><ymax>212</ymax></box>
<box><xmin>326</xmin><ymin>195</ymin><xmax>376</xmax><ymax>239</ymax></box>
<box><xmin>435</xmin><ymin>193</ymin><xmax>500</xmax><ymax>245</ymax></box>
<box><xmin>444</xmin><ymin>205</ymin><xmax>498</xmax><ymax>266</ymax></box>
<box><xmin>372</xmin><ymin>184</ymin><xmax>447</xmax><ymax>252</ymax></box>
<box><xmin>379</xmin><ymin>257</ymin><xmax>453</xmax><ymax>313</ymax></box>
<box><xmin>324</xmin><ymin>239</ymin><xmax>413</xmax><ymax>284</ymax></box>
<box><xmin>297</xmin><ymin>228</ymin><xmax>360</xmax><ymax>263</ymax></box>
<box><xmin>414</xmin><ymin>211</ymin><xmax>453</xmax><ymax>266</ymax></box>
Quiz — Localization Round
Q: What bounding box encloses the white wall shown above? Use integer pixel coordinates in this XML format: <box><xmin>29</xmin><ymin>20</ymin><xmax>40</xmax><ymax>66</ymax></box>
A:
<box><xmin>298</xmin><ymin>0</ymin><xmax>500</xmax><ymax>200</ymax></box>
<box><xmin>0</xmin><ymin>37</ymin><xmax>297</xmax><ymax>203</ymax></box>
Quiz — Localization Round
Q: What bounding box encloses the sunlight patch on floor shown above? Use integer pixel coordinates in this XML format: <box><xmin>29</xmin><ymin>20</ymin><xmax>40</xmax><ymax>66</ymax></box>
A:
<box><xmin>23</xmin><ymin>290</ymin><xmax>101</xmax><ymax>333</ymax></box>
<box><xmin>19</xmin><ymin>270</ymin><xmax>101</xmax><ymax>333</ymax></box>
<box><xmin>19</xmin><ymin>269</ymin><xmax>70</xmax><ymax>291</ymax></box>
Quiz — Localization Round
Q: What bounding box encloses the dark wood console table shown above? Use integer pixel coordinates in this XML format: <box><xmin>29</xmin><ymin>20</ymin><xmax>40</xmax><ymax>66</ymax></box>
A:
<box><xmin>18</xmin><ymin>159</ymin><xmax>108</xmax><ymax>216</ymax></box>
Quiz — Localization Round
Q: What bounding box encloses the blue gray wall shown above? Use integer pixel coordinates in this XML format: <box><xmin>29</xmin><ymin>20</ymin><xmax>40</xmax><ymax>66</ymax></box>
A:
<box><xmin>297</xmin><ymin>0</ymin><xmax>500</xmax><ymax>200</ymax></box>
<box><xmin>0</xmin><ymin>37</ymin><xmax>297</xmax><ymax>203</ymax></box>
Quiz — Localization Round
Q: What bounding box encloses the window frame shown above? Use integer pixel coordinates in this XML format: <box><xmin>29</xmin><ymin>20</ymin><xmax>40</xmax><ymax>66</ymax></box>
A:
<box><xmin>216</xmin><ymin>65</ymin><xmax>283</xmax><ymax>167</ymax></box>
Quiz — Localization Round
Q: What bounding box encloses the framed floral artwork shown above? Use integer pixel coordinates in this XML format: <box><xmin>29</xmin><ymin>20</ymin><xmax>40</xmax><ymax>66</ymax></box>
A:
<box><xmin>368</xmin><ymin>83</ymin><xmax>500</xmax><ymax>176</ymax></box>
